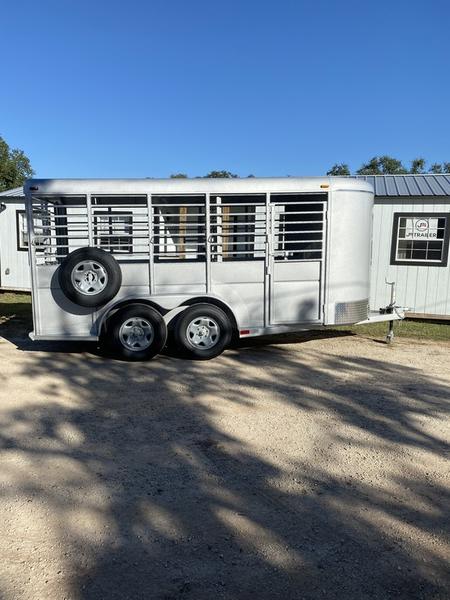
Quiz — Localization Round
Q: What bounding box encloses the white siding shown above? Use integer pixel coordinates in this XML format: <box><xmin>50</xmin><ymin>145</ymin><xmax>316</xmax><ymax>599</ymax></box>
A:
<box><xmin>370</xmin><ymin>197</ymin><xmax>450</xmax><ymax>316</ymax></box>
<box><xmin>0</xmin><ymin>200</ymin><xmax>31</xmax><ymax>291</ymax></box>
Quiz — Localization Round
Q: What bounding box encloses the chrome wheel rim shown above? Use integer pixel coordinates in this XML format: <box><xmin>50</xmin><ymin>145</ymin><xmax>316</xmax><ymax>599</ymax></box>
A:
<box><xmin>186</xmin><ymin>316</ymin><xmax>220</xmax><ymax>350</ymax></box>
<box><xmin>119</xmin><ymin>317</ymin><xmax>154</xmax><ymax>351</ymax></box>
<box><xmin>71</xmin><ymin>261</ymin><xmax>108</xmax><ymax>296</ymax></box>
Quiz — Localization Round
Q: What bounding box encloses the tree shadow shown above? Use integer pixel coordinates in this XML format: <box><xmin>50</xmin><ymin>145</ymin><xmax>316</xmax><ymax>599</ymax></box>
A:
<box><xmin>0</xmin><ymin>297</ymin><xmax>32</xmax><ymax>343</ymax></box>
<box><xmin>0</xmin><ymin>335</ymin><xmax>449</xmax><ymax>598</ymax></box>
<box><xmin>233</xmin><ymin>328</ymin><xmax>354</xmax><ymax>349</ymax></box>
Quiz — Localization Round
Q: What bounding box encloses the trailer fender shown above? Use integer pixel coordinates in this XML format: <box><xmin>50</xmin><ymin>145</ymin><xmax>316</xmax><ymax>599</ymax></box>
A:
<box><xmin>178</xmin><ymin>296</ymin><xmax>240</xmax><ymax>334</ymax></box>
<box><xmin>97</xmin><ymin>298</ymin><xmax>167</xmax><ymax>336</ymax></box>
<box><xmin>96</xmin><ymin>295</ymin><xmax>240</xmax><ymax>337</ymax></box>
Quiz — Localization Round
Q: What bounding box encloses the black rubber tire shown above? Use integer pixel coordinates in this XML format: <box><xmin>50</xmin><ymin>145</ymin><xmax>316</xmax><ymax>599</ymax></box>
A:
<box><xmin>173</xmin><ymin>303</ymin><xmax>232</xmax><ymax>360</ymax></box>
<box><xmin>58</xmin><ymin>247</ymin><xmax>122</xmax><ymax>307</ymax></box>
<box><xmin>105</xmin><ymin>304</ymin><xmax>167</xmax><ymax>361</ymax></box>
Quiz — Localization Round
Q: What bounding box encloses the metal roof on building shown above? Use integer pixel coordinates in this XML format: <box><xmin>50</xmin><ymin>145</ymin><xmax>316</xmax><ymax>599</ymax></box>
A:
<box><xmin>0</xmin><ymin>186</ymin><xmax>24</xmax><ymax>197</ymax></box>
<box><xmin>356</xmin><ymin>174</ymin><xmax>450</xmax><ymax>197</ymax></box>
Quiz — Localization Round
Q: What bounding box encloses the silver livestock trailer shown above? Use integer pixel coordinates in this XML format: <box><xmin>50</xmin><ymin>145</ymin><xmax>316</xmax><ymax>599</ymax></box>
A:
<box><xmin>23</xmin><ymin>177</ymin><xmax>401</xmax><ymax>360</ymax></box>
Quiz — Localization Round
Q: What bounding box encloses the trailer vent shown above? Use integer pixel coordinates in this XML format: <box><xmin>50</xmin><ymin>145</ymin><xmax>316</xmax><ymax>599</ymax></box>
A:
<box><xmin>335</xmin><ymin>299</ymin><xmax>369</xmax><ymax>324</ymax></box>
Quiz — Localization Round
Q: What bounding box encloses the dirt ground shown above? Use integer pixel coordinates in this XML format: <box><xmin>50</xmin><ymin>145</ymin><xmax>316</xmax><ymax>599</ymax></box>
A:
<box><xmin>0</xmin><ymin>330</ymin><xmax>449</xmax><ymax>600</ymax></box>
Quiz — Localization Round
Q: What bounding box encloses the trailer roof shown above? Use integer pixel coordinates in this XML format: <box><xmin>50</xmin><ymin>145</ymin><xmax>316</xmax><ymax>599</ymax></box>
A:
<box><xmin>24</xmin><ymin>177</ymin><xmax>372</xmax><ymax>196</ymax></box>
<box><xmin>12</xmin><ymin>174</ymin><xmax>450</xmax><ymax>199</ymax></box>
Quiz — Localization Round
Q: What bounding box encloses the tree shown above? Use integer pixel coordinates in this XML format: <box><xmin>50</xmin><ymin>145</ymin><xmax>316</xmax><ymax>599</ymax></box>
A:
<box><xmin>409</xmin><ymin>158</ymin><xmax>426</xmax><ymax>174</ymax></box>
<box><xmin>204</xmin><ymin>170</ymin><xmax>238</xmax><ymax>178</ymax></box>
<box><xmin>430</xmin><ymin>163</ymin><xmax>450</xmax><ymax>174</ymax></box>
<box><xmin>0</xmin><ymin>136</ymin><xmax>34</xmax><ymax>192</ymax></box>
<box><xmin>170</xmin><ymin>173</ymin><xmax>188</xmax><ymax>178</ymax></box>
<box><xmin>326</xmin><ymin>163</ymin><xmax>350</xmax><ymax>176</ymax></box>
<box><xmin>356</xmin><ymin>156</ymin><xmax>408</xmax><ymax>175</ymax></box>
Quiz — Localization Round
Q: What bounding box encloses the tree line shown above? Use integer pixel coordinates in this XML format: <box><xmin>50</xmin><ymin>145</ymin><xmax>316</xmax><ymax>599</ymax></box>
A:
<box><xmin>173</xmin><ymin>158</ymin><xmax>450</xmax><ymax>179</ymax></box>
<box><xmin>170</xmin><ymin>171</ymin><xmax>254</xmax><ymax>179</ymax></box>
<box><xmin>1</xmin><ymin>134</ymin><xmax>450</xmax><ymax>192</ymax></box>
<box><xmin>327</xmin><ymin>156</ymin><xmax>450</xmax><ymax>176</ymax></box>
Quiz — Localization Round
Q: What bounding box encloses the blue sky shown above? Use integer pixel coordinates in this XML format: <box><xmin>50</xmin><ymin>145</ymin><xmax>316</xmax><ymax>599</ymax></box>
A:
<box><xmin>2</xmin><ymin>0</ymin><xmax>449</xmax><ymax>178</ymax></box>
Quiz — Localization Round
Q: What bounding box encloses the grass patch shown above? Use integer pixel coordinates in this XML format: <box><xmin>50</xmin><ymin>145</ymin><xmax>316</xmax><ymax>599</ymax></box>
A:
<box><xmin>332</xmin><ymin>319</ymin><xmax>450</xmax><ymax>342</ymax></box>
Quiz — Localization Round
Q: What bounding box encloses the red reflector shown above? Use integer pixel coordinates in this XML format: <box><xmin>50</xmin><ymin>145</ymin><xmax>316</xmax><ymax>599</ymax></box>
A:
<box><xmin>240</xmin><ymin>329</ymin><xmax>250</xmax><ymax>335</ymax></box>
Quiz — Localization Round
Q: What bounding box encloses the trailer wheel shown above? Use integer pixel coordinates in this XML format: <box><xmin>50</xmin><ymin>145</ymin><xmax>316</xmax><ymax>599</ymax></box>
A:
<box><xmin>173</xmin><ymin>303</ymin><xmax>232</xmax><ymax>360</ymax></box>
<box><xmin>59</xmin><ymin>247</ymin><xmax>122</xmax><ymax>307</ymax></box>
<box><xmin>105</xmin><ymin>304</ymin><xmax>167</xmax><ymax>361</ymax></box>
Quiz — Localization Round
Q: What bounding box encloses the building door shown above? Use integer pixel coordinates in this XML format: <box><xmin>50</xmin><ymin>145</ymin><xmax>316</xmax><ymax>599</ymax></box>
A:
<box><xmin>268</xmin><ymin>193</ymin><xmax>326</xmax><ymax>325</ymax></box>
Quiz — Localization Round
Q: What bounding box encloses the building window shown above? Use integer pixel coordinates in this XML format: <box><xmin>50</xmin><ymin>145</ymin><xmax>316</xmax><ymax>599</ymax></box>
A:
<box><xmin>390</xmin><ymin>213</ymin><xmax>450</xmax><ymax>267</ymax></box>
<box><xmin>16</xmin><ymin>210</ymin><xmax>29</xmax><ymax>251</ymax></box>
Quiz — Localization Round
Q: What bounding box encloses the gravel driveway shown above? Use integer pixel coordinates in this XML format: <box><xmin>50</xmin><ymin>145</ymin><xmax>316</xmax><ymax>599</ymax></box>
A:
<box><xmin>0</xmin><ymin>332</ymin><xmax>449</xmax><ymax>600</ymax></box>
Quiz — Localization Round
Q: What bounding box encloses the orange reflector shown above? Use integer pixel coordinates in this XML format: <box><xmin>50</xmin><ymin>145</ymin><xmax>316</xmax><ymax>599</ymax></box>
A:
<box><xmin>320</xmin><ymin>184</ymin><xmax>329</xmax><ymax>188</ymax></box>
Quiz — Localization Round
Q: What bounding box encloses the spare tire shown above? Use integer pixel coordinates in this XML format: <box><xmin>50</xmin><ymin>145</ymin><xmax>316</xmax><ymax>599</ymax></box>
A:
<box><xmin>58</xmin><ymin>247</ymin><xmax>122</xmax><ymax>307</ymax></box>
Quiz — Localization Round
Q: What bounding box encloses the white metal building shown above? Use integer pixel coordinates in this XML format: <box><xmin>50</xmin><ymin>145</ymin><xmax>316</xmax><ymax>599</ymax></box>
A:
<box><xmin>0</xmin><ymin>186</ymin><xmax>30</xmax><ymax>291</ymax></box>
<box><xmin>358</xmin><ymin>174</ymin><xmax>450</xmax><ymax>319</ymax></box>
<box><xmin>1</xmin><ymin>175</ymin><xmax>450</xmax><ymax>319</ymax></box>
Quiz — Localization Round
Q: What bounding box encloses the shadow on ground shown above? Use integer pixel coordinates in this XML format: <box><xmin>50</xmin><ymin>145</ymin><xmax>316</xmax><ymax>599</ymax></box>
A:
<box><xmin>0</xmin><ymin>297</ymin><xmax>32</xmax><ymax>341</ymax></box>
<box><xmin>0</xmin><ymin>329</ymin><xmax>449</xmax><ymax>600</ymax></box>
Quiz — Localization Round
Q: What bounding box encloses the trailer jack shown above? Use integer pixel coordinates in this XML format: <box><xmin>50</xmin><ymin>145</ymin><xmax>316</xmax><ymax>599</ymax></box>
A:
<box><xmin>384</xmin><ymin>279</ymin><xmax>402</xmax><ymax>344</ymax></box>
<box><xmin>356</xmin><ymin>279</ymin><xmax>405</xmax><ymax>343</ymax></box>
